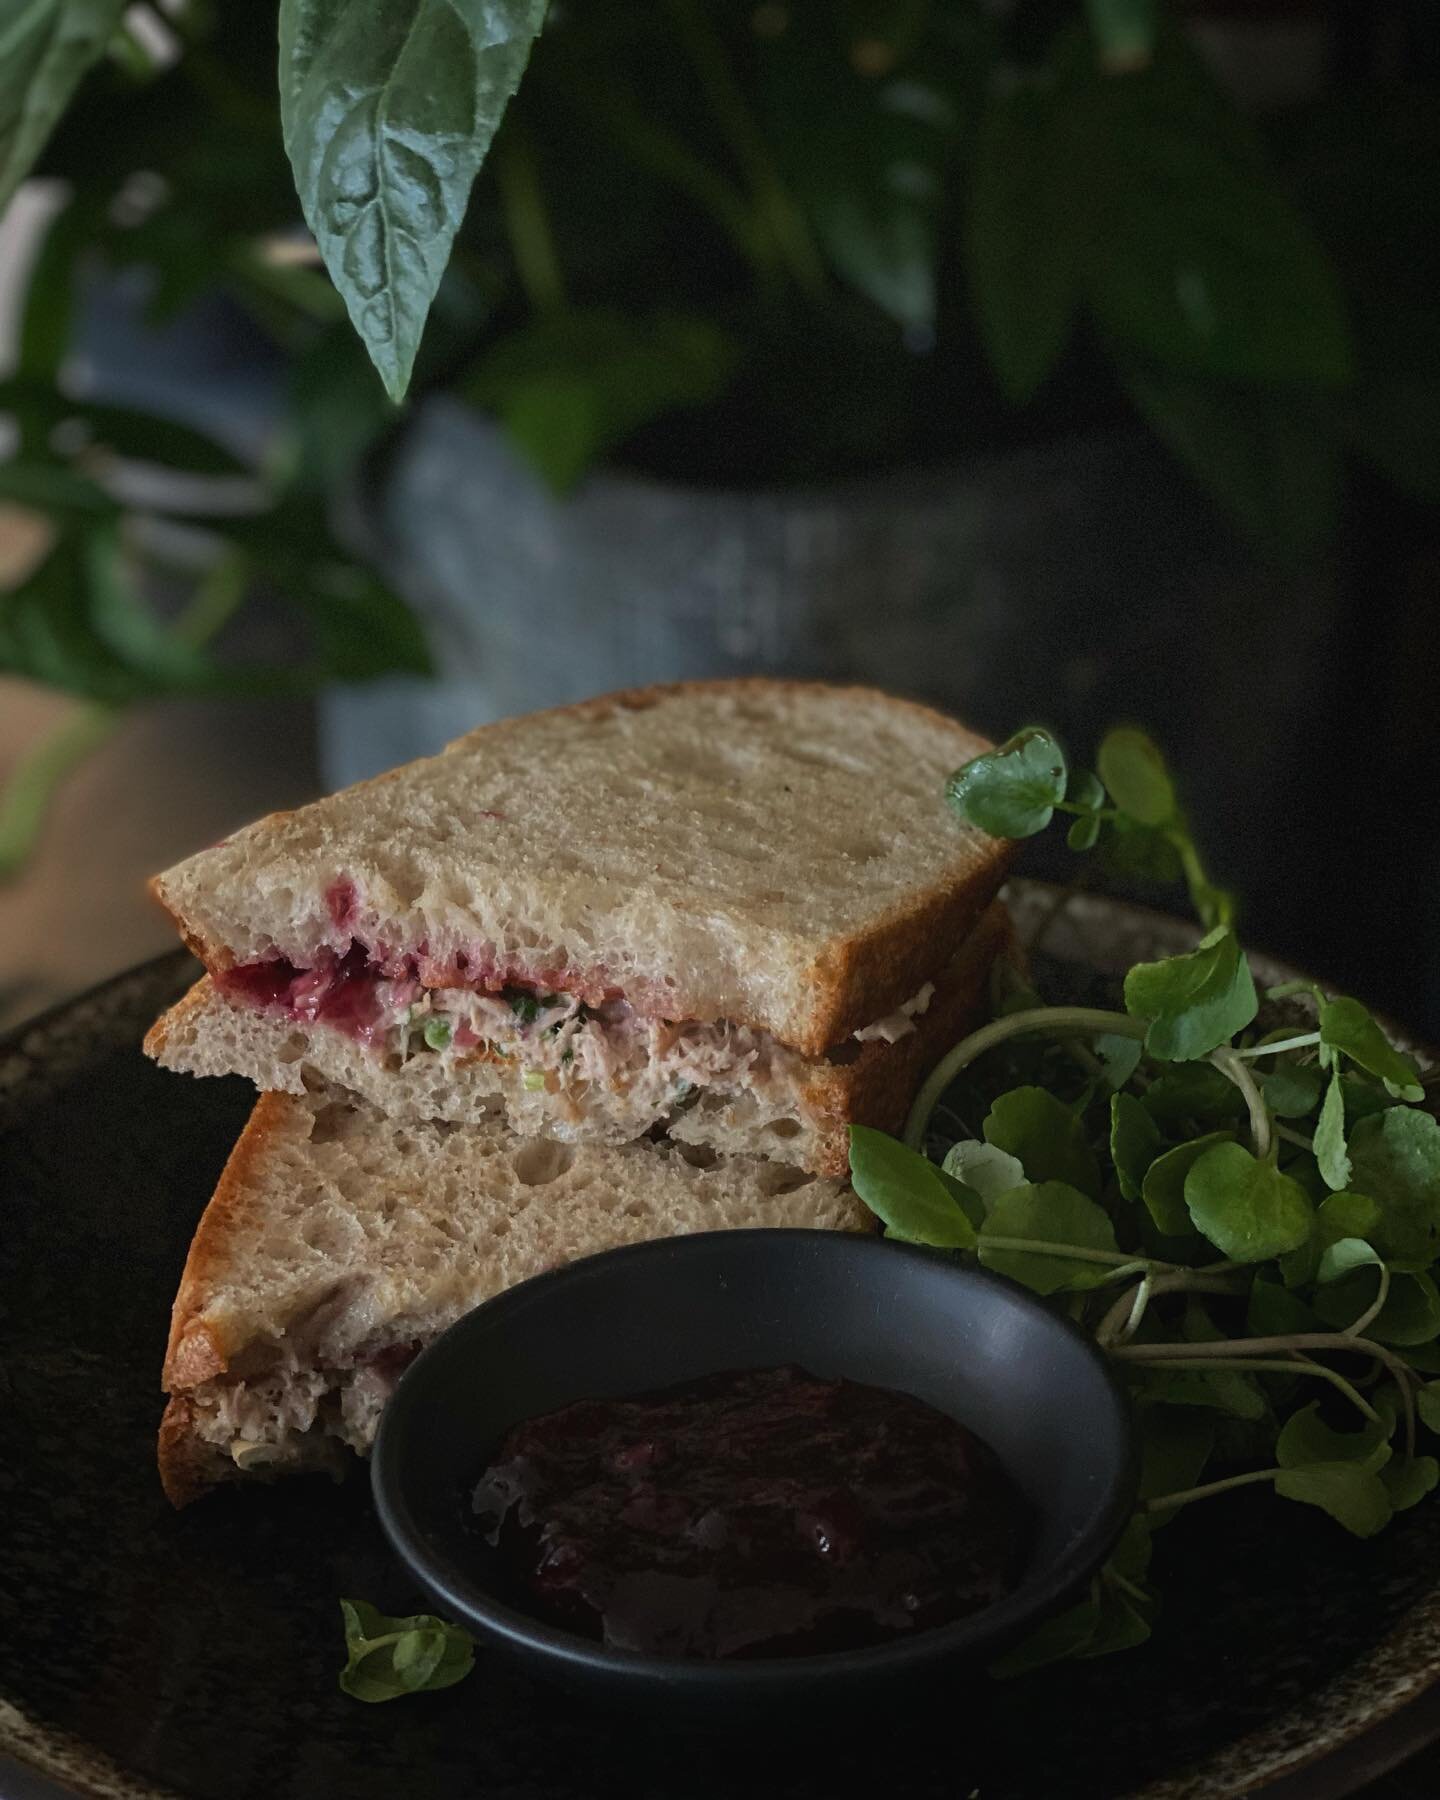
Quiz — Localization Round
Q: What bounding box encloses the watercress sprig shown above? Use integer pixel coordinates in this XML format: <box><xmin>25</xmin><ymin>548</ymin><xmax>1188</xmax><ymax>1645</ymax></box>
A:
<box><xmin>338</xmin><ymin>1600</ymin><xmax>475</xmax><ymax>1703</ymax></box>
<box><xmin>853</xmin><ymin>724</ymin><xmax>1440</xmax><ymax>1673</ymax></box>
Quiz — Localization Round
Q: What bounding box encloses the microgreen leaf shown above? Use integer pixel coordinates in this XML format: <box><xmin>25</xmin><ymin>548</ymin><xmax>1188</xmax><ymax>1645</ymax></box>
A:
<box><xmin>1246</xmin><ymin>1275</ymin><xmax>1319</xmax><ymax>1338</ymax></box>
<box><xmin>339</xmin><ymin>1599</ymin><xmax>475</xmax><ymax>1703</ymax></box>
<box><xmin>1417</xmin><ymin>1383</ymin><xmax>1440</xmax><ymax>1436</ymax></box>
<box><xmin>1123</xmin><ymin>927</ymin><xmax>1258</xmax><ymax>1061</ymax></box>
<box><xmin>945</xmin><ymin>728</ymin><xmax>1067</xmax><ymax>839</ymax></box>
<box><xmin>1382</xmin><ymin>1455</ymin><xmax>1439</xmax><ymax>1512</ymax></box>
<box><xmin>1319</xmin><ymin>998</ymin><xmax>1425</xmax><ymax>1102</ymax></box>
<box><xmin>940</xmin><ymin>1140</ymin><xmax>1026</xmax><ymax>1208</ymax></box>
<box><xmin>1096</xmin><ymin>726</ymin><xmax>1175</xmax><ymax>826</ymax></box>
<box><xmin>1263</xmin><ymin>1063</ymin><xmax>1325</xmax><ymax>1119</ymax></box>
<box><xmin>1315</xmin><ymin>1270</ymin><xmax>1440</xmax><ymax>1347</ymax></box>
<box><xmin>1137</xmin><ymin>1364</ymin><xmax>1267</xmax><ymax>1422</ymax></box>
<box><xmin>989</xmin><ymin>1592</ymin><xmax>1100</xmax><ymax>1678</ymax></box>
<box><xmin>1273</xmin><ymin>1463</ymin><xmax>1392</xmax><ymax>1538</ymax></box>
<box><xmin>1317</xmin><ymin>1236</ymin><xmax>1382</xmax><ymax>1285</ymax></box>
<box><xmin>983</xmin><ymin>1087</ymin><xmax>1102</xmax><ymax>1197</ymax></box>
<box><xmin>1347</xmin><ymin>1109</ymin><xmax>1440</xmax><ymax>1270</ymax></box>
<box><xmin>1141</xmin><ymin>1062</ymin><xmax>1246</xmax><ymax>1130</ymax></box>
<box><xmin>1314</xmin><ymin>1071</ymin><xmax>1352</xmax><ymax>1192</ymax></box>
<box><xmin>1096</xmin><ymin>1033</ymin><xmax>1144</xmax><ymax>1091</ymax></box>
<box><xmin>1067</xmin><ymin>813</ymin><xmax>1102</xmax><ymax>852</ymax></box>
<box><xmin>1183</xmin><ymin>1142</ymin><xmax>1314</xmax><ymax>1263</ymax></box>
<box><xmin>848</xmin><ymin>1127</ymin><xmax>977</xmax><ymax>1248</ymax></box>
<box><xmin>1110</xmin><ymin>1091</ymin><xmax>1163</xmax><ymax>1202</ymax></box>
<box><xmin>1317</xmin><ymin>1191</ymin><xmax>1382</xmax><ymax>1250</ymax></box>
<box><xmin>1078</xmin><ymin>1587</ymin><xmax>1152</xmax><ymax>1658</ymax></box>
<box><xmin>978</xmin><ymin>1181</ymin><xmax>1119</xmax><ymax>1294</ymax></box>
<box><xmin>1141</xmin><ymin>1131</ymin><xmax>1234</xmax><ymax>1236</ymax></box>
<box><xmin>1276</xmin><ymin>1403</ymin><xmax>1391</xmax><ymax>1474</ymax></box>
<box><xmin>1137</xmin><ymin>1410</ymin><xmax>1215</xmax><ymax>1506</ymax></box>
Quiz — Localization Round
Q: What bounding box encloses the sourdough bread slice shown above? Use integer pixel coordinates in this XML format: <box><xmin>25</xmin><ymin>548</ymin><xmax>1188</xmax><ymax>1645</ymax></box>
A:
<box><xmin>159</xmin><ymin>1087</ymin><xmax>868</xmax><ymax>1505</ymax></box>
<box><xmin>151</xmin><ymin>680</ymin><xmax>1011</xmax><ymax>1056</ymax></box>
<box><xmin>146</xmin><ymin>903</ymin><xmax>1010</xmax><ymax>1176</ymax></box>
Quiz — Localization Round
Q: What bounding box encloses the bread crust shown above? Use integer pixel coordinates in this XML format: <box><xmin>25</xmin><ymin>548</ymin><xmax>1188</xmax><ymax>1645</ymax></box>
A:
<box><xmin>157</xmin><ymin>1395</ymin><xmax>234</xmax><ymax>1507</ymax></box>
<box><xmin>149</xmin><ymin>678</ymin><xmax>1012</xmax><ymax>1053</ymax></box>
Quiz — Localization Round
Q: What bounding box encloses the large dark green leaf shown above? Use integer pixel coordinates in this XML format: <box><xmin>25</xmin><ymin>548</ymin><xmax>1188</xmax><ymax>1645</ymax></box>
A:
<box><xmin>279</xmin><ymin>0</ymin><xmax>548</xmax><ymax>402</ymax></box>
<box><xmin>463</xmin><ymin>307</ymin><xmax>737</xmax><ymax>491</ymax></box>
<box><xmin>0</xmin><ymin>0</ymin><xmax>128</xmax><ymax>210</ymax></box>
<box><xmin>965</xmin><ymin>78</ymin><xmax>1082</xmax><ymax>401</ymax></box>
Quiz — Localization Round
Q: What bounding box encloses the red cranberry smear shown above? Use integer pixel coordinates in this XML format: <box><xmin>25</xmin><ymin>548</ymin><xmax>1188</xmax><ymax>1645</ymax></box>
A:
<box><xmin>470</xmin><ymin>1365</ymin><xmax>1031</xmax><ymax>1660</ymax></box>
<box><xmin>325</xmin><ymin>878</ymin><xmax>359</xmax><ymax>933</ymax></box>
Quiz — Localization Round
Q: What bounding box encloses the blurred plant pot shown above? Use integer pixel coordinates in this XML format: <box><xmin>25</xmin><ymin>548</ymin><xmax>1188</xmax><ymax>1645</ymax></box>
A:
<box><xmin>321</xmin><ymin>397</ymin><xmax>1335</xmax><ymax>894</ymax></box>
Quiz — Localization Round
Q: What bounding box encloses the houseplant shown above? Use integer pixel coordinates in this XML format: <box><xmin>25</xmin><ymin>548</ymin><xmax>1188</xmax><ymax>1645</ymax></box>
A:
<box><xmin>0</xmin><ymin>0</ymin><xmax>1436</xmax><ymax>865</ymax></box>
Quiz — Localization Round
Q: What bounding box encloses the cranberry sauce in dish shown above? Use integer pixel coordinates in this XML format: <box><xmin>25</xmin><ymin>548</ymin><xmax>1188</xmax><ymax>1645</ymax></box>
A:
<box><xmin>469</xmin><ymin>1365</ymin><xmax>1031</xmax><ymax>1660</ymax></box>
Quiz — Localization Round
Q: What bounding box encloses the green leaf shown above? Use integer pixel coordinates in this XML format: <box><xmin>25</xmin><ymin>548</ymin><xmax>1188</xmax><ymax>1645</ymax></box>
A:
<box><xmin>0</xmin><ymin>0</ymin><xmax>129</xmax><ymax>211</ymax></box>
<box><xmin>1083</xmin><ymin>0</ymin><xmax>1158</xmax><ymax>70</ymax></box>
<box><xmin>1096</xmin><ymin>726</ymin><xmax>1175</xmax><ymax>826</ymax></box>
<box><xmin>1067</xmin><ymin>813</ymin><xmax>1101</xmax><ymax>852</ymax></box>
<box><xmin>1246</xmin><ymin>1275</ymin><xmax>1318</xmax><ymax>1338</ymax></box>
<box><xmin>1263</xmin><ymin>1063</ymin><xmax>1325</xmax><ymax>1120</ymax></box>
<box><xmin>465</xmin><ymin>308</ymin><xmax>737</xmax><ymax>492</ymax></box>
<box><xmin>1274</xmin><ymin>1463</ymin><xmax>1392</xmax><ymax>1539</ymax></box>
<box><xmin>1064</xmin><ymin>30</ymin><xmax>1351</xmax><ymax>386</ymax></box>
<box><xmin>945</xmin><ymin>727</ymin><xmax>1067</xmax><ymax>839</ymax></box>
<box><xmin>983</xmin><ymin>1087</ymin><xmax>1102</xmax><ymax>1198</ymax></box>
<box><xmin>988</xmin><ymin>1592</ymin><xmax>1099</xmax><ymax>1677</ymax></box>
<box><xmin>1316</xmin><ymin>1236</ymin><xmax>1381</xmax><ymax>1286</ymax></box>
<box><xmin>1183</xmin><ymin>1141</ymin><xmax>1314</xmax><ymax>1264</ymax></box>
<box><xmin>1099</xmin><ymin>812</ymin><xmax>1183</xmax><ymax>888</ymax></box>
<box><xmin>1140</xmin><ymin>1131</ymin><xmax>1234</xmax><ymax>1236</ymax></box>
<box><xmin>339</xmin><ymin>1598</ymin><xmax>475</xmax><ymax>1703</ymax></box>
<box><xmin>1138</xmin><ymin>1363</ymin><xmax>1267</xmax><ymax>1423</ymax></box>
<box><xmin>1316</xmin><ymin>1270</ymin><xmax>1440</xmax><ymax>1349</ymax></box>
<box><xmin>1096</xmin><ymin>1033</ymin><xmax>1144</xmax><ymax>1092</ymax></box>
<box><xmin>1123</xmin><ymin>926</ymin><xmax>1257</xmax><ymax>1062</ymax></box>
<box><xmin>279</xmin><ymin>0</ymin><xmax>547</xmax><ymax>402</ymax></box>
<box><xmin>940</xmin><ymin>1140</ymin><xmax>1025</xmax><ymax>1208</ymax></box>
<box><xmin>1317</xmin><ymin>1190</ymin><xmax>1381</xmax><ymax>1250</ymax></box>
<box><xmin>848</xmin><ymin>1126</ymin><xmax>977</xmax><ymax>1249</ymax></box>
<box><xmin>1417</xmin><ymin>1382</ymin><xmax>1440</xmax><ymax>1436</ymax></box>
<box><xmin>1276</xmin><ymin>1403</ymin><xmax>1391</xmax><ymax>1475</ymax></box>
<box><xmin>978</xmin><ymin>1181</ymin><xmax>1119</xmax><ymax>1294</ymax></box>
<box><xmin>1141</xmin><ymin>1062</ymin><xmax>1244</xmax><ymax>1130</ymax></box>
<box><xmin>1382</xmin><ymin>1455</ymin><xmax>1439</xmax><ymax>1513</ymax></box>
<box><xmin>1115</xmin><ymin>361</ymin><xmax>1341</xmax><ymax>560</ymax></box>
<box><xmin>1314</xmin><ymin>1071</ymin><xmax>1352</xmax><ymax>1193</ymax></box>
<box><xmin>1137</xmin><ymin>1409</ymin><xmax>1215</xmax><ymax>1505</ymax></box>
<box><xmin>966</xmin><ymin>79</ymin><xmax>1081</xmax><ymax>402</ymax></box>
<box><xmin>1319</xmin><ymin>998</ymin><xmax>1425</xmax><ymax>1102</ymax></box>
<box><xmin>1078</xmin><ymin>1586</ymin><xmax>1151</xmax><ymax>1659</ymax></box>
<box><xmin>1347</xmin><ymin>1109</ymin><xmax>1440</xmax><ymax>1271</ymax></box>
<box><xmin>1110</xmin><ymin>1091</ymin><xmax>1163</xmax><ymax>1202</ymax></box>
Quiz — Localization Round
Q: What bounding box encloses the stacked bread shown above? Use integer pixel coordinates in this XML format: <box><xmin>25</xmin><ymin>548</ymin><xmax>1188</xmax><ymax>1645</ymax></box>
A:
<box><xmin>145</xmin><ymin>681</ymin><xmax>1014</xmax><ymax>1503</ymax></box>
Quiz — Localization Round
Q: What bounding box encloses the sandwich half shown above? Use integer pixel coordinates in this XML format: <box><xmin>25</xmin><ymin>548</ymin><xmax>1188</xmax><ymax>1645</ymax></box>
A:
<box><xmin>159</xmin><ymin>1086</ymin><xmax>868</xmax><ymax>1506</ymax></box>
<box><xmin>146</xmin><ymin>681</ymin><xmax>1013</xmax><ymax>1173</ymax></box>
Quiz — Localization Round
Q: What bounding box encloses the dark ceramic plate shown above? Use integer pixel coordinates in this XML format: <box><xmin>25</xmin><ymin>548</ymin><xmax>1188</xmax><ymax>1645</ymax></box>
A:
<box><xmin>2</xmin><ymin>883</ymin><xmax>1438</xmax><ymax>1800</ymax></box>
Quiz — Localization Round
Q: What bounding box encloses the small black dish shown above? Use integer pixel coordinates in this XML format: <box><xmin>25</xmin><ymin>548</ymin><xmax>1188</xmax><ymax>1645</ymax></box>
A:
<box><xmin>372</xmin><ymin>1228</ymin><xmax>1135</xmax><ymax>1710</ymax></box>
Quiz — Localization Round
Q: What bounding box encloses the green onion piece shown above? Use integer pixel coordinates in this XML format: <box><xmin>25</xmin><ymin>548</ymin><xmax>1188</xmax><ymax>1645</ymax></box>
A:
<box><xmin>423</xmin><ymin>1017</ymin><xmax>453</xmax><ymax>1051</ymax></box>
<box><xmin>522</xmin><ymin>1069</ymin><xmax>546</xmax><ymax>1091</ymax></box>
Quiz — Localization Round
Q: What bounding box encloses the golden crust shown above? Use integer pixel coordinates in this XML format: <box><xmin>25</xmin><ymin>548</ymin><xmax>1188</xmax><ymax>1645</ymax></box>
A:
<box><xmin>161</xmin><ymin>1092</ymin><xmax>298</xmax><ymax>1392</ymax></box>
<box><xmin>156</xmin><ymin>1394</ymin><xmax>233</xmax><ymax>1508</ymax></box>
<box><xmin>149</xmin><ymin>678</ymin><xmax>1013</xmax><ymax>1052</ymax></box>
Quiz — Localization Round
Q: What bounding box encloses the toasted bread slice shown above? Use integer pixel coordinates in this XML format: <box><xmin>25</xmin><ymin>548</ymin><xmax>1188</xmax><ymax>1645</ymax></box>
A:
<box><xmin>146</xmin><ymin>903</ymin><xmax>1010</xmax><ymax>1176</ymax></box>
<box><xmin>159</xmin><ymin>1087</ymin><xmax>869</xmax><ymax>1505</ymax></box>
<box><xmin>150</xmin><ymin>680</ymin><xmax>1011</xmax><ymax>1056</ymax></box>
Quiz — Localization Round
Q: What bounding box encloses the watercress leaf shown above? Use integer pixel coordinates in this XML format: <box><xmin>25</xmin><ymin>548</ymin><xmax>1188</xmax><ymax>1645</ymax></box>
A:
<box><xmin>1382</xmin><ymin>1455</ymin><xmax>1439</xmax><ymax>1512</ymax></box>
<box><xmin>393</xmin><ymin>1627</ymin><xmax>447</xmax><ymax>1691</ymax></box>
<box><xmin>1111</xmin><ymin>1091</ymin><xmax>1163</xmax><ymax>1202</ymax></box>
<box><xmin>989</xmin><ymin>1591</ymin><xmax>1100</xmax><ymax>1677</ymax></box>
<box><xmin>1319</xmin><ymin>998</ymin><xmax>1425</xmax><ymax>1102</ymax></box>
<box><xmin>1274</xmin><ymin>1463</ymin><xmax>1392</xmax><ymax>1539</ymax></box>
<box><xmin>1317</xmin><ymin>1191</ymin><xmax>1381</xmax><ymax>1249</ymax></box>
<box><xmin>1099</xmin><ymin>812</ymin><xmax>1183</xmax><ymax>887</ymax></box>
<box><xmin>1067</xmin><ymin>813</ymin><xmax>1102</xmax><ymax>852</ymax></box>
<box><xmin>1083</xmin><ymin>0</ymin><xmax>1158</xmax><ymax>71</ymax></box>
<box><xmin>1067</xmin><ymin>769</ymin><xmax>1106</xmax><ymax>812</ymax></box>
<box><xmin>983</xmin><ymin>1087</ymin><xmax>1102</xmax><ymax>1197</ymax></box>
<box><xmin>1314</xmin><ymin>1072</ymin><xmax>1352</xmax><ymax>1192</ymax></box>
<box><xmin>1096</xmin><ymin>726</ymin><xmax>1175</xmax><ymax>826</ymax></box>
<box><xmin>1417</xmin><ymin>1382</ymin><xmax>1440</xmax><ymax>1436</ymax></box>
<box><xmin>1278</xmin><ymin>1233</ymin><xmax>1322</xmax><ymax>1291</ymax></box>
<box><xmin>1405</xmin><ymin>1345</ymin><xmax>1440</xmax><ymax>1375</ymax></box>
<box><xmin>1108</xmin><ymin>1515</ymin><xmax>1154</xmax><ymax>1584</ymax></box>
<box><xmin>1183</xmin><ymin>1142</ymin><xmax>1314</xmax><ymax>1264</ymax></box>
<box><xmin>0</xmin><ymin>0</ymin><xmax>129</xmax><ymax>212</ymax></box>
<box><xmin>978</xmin><ymin>1181</ymin><xmax>1119</xmax><ymax>1295</ymax></box>
<box><xmin>1140</xmin><ymin>1131</ymin><xmax>1234</xmax><ymax>1237</ymax></box>
<box><xmin>279</xmin><ymin>0</ymin><xmax>547</xmax><ymax>402</ymax></box>
<box><xmin>1344</xmin><ymin>1074</ymin><xmax>1398</xmax><ymax>1123</ymax></box>
<box><xmin>1246</xmin><ymin>1275</ymin><xmax>1319</xmax><ymax>1338</ymax></box>
<box><xmin>1141</xmin><ymin>1063</ymin><xmax>1244</xmax><ymax>1131</ymax></box>
<box><xmin>848</xmin><ymin>1127</ymin><xmax>977</xmax><ymax>1249</ymax></box>
<box><xmin>1078</xmin><ymin>1586</ymin><xmax>1151</xmax><ymax>1658</ymax></box>
<box><xmin>941</xmin><ymin>1140</ymin><xmax>1026</xmax><ymax>1209</ymax></box>
<box><xmin>945</xmin><ymin>728</ymin><xmax>1067</xmax><ymax>839</ymax></box>
<box><xmin>1315</xmin><ymin>1270</ymin><xmax>1440</xmax><ymax>1348</ymax></box>
<box><xmin>1263</xmin><ymin>1063</ymin><xmax>1326</xmax><ymax>1120</ymax></box>
<box><xmin>1276</xmin><ymin>1402</ymin><xmax>1391</xmax><ymax>1474</ymax></box>
<box><xmin>1137</xmin><ymin>1363</ymin><xmax>1267</xmax><ymax>1423</ymax></box>
<box><xmin>1123</xmin><ymin>927</ymin><xmax>1258</xmax><ymax>1062</ymax></box>
<box><xmin>1137</xmin><ymin>1409</ymin><xmax>1215</xmax><ymax>1506</ymax></box>
<box><xmin>966</xmin><ymin>80</ymin><xmax>1081</xmax><ymax>403</ymax></box>
<box><xmin>1096</xmin><ymin>1033</ymin><xmax>1144</xmax><ymax>1092</ymax></box>
<box><xmin>1316</xmin><ymin>1236</ymin><xmax>1381</xmax><ymax>1285</ymax></box>
<box><xmin>338</xmin><ymin>1600</ymin><xmax>474</xmax><ymax>1703</ymax></box>
<box><xmin>1347</xmin><ymin>1109</ymin><xmax>1440</xmax><ymax>1270</ymax></box>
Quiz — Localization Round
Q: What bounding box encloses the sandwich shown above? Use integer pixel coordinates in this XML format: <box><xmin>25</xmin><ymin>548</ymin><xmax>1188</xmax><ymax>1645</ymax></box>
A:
<box><xmin>144</xmin><ymin>681</ymin><xmax>1014</xmax><ymax>1174</ymax></box>
<box><xmin>158</xmin><ymin>1086</ymin><xmax>868</xmax><ymax>1505</ymax></box>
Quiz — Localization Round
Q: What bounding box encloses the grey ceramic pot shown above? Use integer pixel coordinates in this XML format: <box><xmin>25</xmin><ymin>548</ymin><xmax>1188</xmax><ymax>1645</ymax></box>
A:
<box><xmin>320</xmin><ymin>399</ymin><xmax>1334</xmax><ymax>898</ymax></box>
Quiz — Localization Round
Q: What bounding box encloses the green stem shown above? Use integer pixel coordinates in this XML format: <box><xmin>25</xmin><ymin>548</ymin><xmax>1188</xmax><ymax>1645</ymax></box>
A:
<box><xmin>978</xmin><ymin>1237</ymin><xmax>1167</xmax><ymax>1270</ymax></box>
<box><xmin>1274</xmin><ymin>1123</ymin><xmax>1315</xmax><ymax>1152</ymax></box>
<box><xmin>1120</xmin><ymin>1353</ymin><xmax>1381</xmax><ymax>1424</ymax></box>
<box><xmin>1095</xmin><ymin>1271</ymin><xmax>1244</xmax><ymax>1347</ymax></box>
<box><xmin>493</xmin><ymin>122</ymin><xmax>566</xmax><ymax>313</ymax></box>
<box><xmin>1144</xmin><ymin>1467</ymin><xmax>1281</xmax><ymax>1513</ymax></box>
<box><xmin>904</xmin><ymin>1006</ymin><xmax>1144</xmax><ymax>1148</ymax></box>
<box><xmin>1209</xmin><ymin>1047</ymin><xmax>1271</xmax><ymax>1159</ymax></box>
<box><xmin>0</xmin><ymin>702</ymin><xmax>122</xmax><ymax>879</ymax></box>
<box><xmin>1235</xmin><ymin>1031</ymin><xmax>1322</xmax><ymax>1061</ymax></box>
<box><xmin>173</xmin><ymin>549</ymin><xmax>249</xmax><ymax>647</ymax></box>
<box><xmin>1343</xmin><ymin>1262</ymin><xmax>1392</xmax><ymax>1343</ymax></box>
